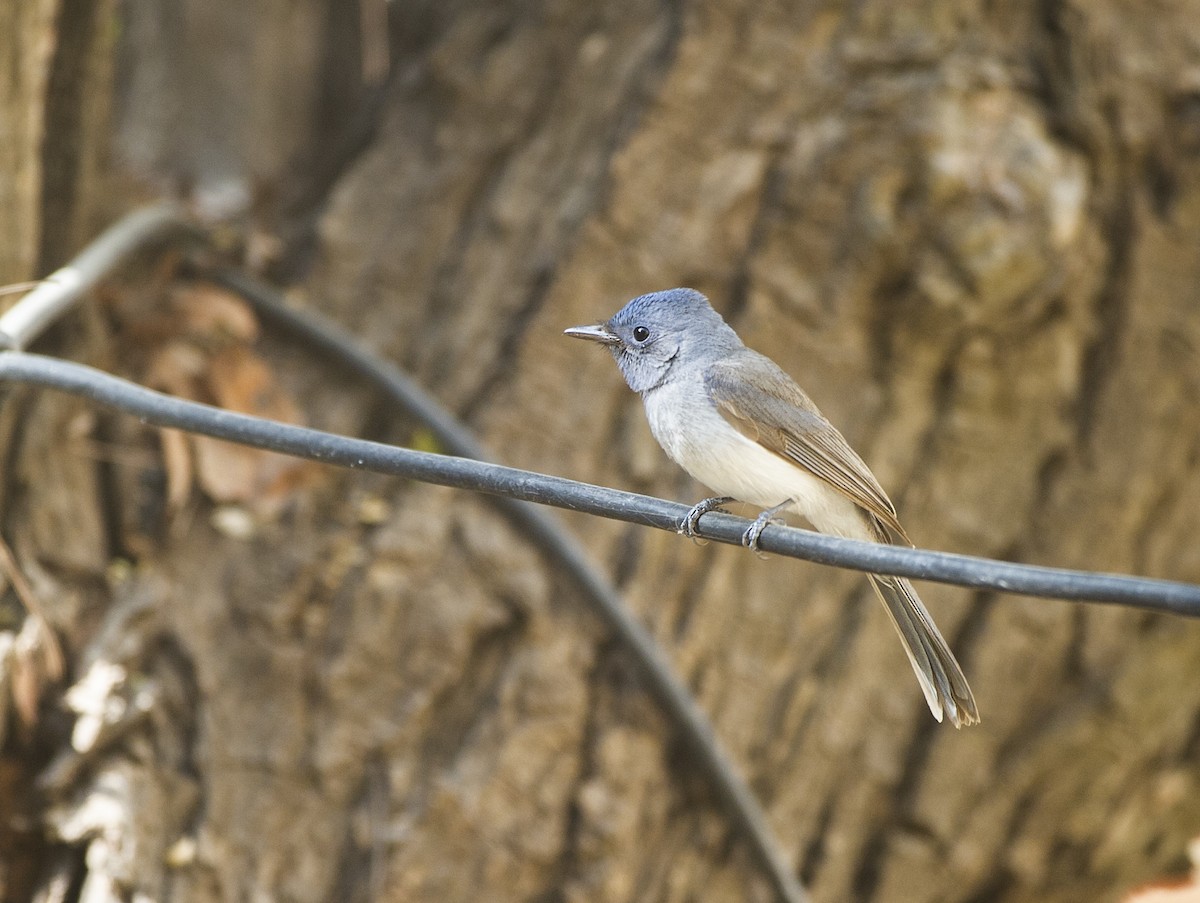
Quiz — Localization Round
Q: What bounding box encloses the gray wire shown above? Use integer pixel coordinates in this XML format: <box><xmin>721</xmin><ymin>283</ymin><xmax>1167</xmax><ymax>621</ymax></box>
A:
<box><xmin>10</xmin><ymin>209</ymin><xmax>1195</xmax><ymax>611</ymax></box>
<box><xmin>4</xmin><ymin>353</ymin><xmax>1197</xmax><ymax>614</ymax></box>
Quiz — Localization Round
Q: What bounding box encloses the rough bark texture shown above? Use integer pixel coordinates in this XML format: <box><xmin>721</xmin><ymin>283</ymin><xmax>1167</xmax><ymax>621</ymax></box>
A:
<box><xmin>0</xmin><ymin>1</ymin><xmax>117</xmax><ymax>899</ymax></box>
<box><xmin>4</xmin><ymin>2</ymin><xmax>1200</xmax><ymax>902</ymax></box>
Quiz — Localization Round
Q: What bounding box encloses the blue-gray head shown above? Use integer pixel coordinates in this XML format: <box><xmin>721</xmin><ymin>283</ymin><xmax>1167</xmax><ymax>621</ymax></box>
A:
<box><xmin>564</xmin><ymin>288</ymin><xmax>743</xmax><ymax>393</ymax></box>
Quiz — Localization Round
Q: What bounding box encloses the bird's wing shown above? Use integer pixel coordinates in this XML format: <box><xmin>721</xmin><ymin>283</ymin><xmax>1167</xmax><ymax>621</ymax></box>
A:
<box><xmin>704</xmin><ymin>354</ymin><xmax>910</xmax><ymax>543</ymax></box>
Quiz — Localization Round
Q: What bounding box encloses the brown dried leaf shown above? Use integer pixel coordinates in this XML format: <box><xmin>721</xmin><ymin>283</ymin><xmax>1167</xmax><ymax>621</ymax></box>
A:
<box><xmin>193</xmin><ymin>436</ymin><xmax>263</xmax><ymax>504</ymax></box>
<box><xmin>256</xmin><ymin>456</ymin><xmax>324</xmax><ymax>516</ymax></box>
<box><xmin>205</xmin><ymin>345</ymin><xmax>300</xmax><ymax>421</ymax></box>
<box><xmin>11</xmin><ymin>644</ymin><xmax>41</xmax><ymax>729</ymax></box>
<box><xmin>159</xmin><ymin>427</ymin><xmax>194</xmax><ymax>513</ymax></box>
<box><xmin>33</xmin><ymin>619</ymin><xmax>63</xmax><ymax>683</ymax></box>
<box><xmin>144</xmin><ymin>343</ymin><xmax>208</xmax><ymax>399</ymax></box>
<box><xmin>171</xmin><ymin>283</ymin><xmax>259</xmax><ymax>343</ymax></box>
<box><xmin>191</xmin><ymin>346</ymin><xmax>320</xmax><ymax>511</ymax></box>
<box><xmin>193</xmin><ymin>436</ymin><xmax>323</xmax><ymax>512</ymax></box>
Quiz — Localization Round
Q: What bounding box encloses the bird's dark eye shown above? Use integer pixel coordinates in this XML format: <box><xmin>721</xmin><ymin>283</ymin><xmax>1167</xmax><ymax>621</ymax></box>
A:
<box><xmin>632</xmin><ymin>326</ymin><xmax>650</xmax><ymax>343</ymax></box>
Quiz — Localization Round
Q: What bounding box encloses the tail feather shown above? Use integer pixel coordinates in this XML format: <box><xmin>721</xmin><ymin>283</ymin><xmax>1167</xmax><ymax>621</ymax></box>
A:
<box><xmin>868</xmin><ymin>573</ymin><xmax>980</xmax><ymax>728</ymax></box>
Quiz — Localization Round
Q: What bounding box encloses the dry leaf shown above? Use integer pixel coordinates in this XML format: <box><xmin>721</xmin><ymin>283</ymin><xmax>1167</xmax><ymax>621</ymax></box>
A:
<box><xmin>144</xmin><ymin>343</ymin><xmax>207</xmax><ymax>398</ymax></box>
<box><xmin>158</xmin><ymin>427</ymin><xmax>193</xmax><ymax>513</ymax></box>
<box><xmin>191</xmin><ymin>346</ymin><xmax>319</xmax><ymax>512</ymax></box>
<box><xmin>193</xmin><ymin>436</ymin><xmax>264</xmax><ymax>504</ymax></box>
<box><xmin>205</xmin><ymin>345</ymin><xmax>300</xmax><ymax>421</ymax></box>
<box><xmin>12</xmin><ymin>634</ymin><xmax>42</xmax><ymax>729</ymax></box>
<box><xmin>31</xmin><ymin>619</ymin><xmax>63</xmax><ymax>683</ymax></box>
<box><xmin>136</xmin><ymin>293</ymin><xmax>320</xmax><ymax>518</ymax></box>
<box><xmin>171</xmin><ymin>283</ymin><xmax>259</xmax><ymax>343</ymax></box>
<box><xmin>193</xmin><ymin>436</ymin><xmax>321</xmax><ymax>514</ymax></box>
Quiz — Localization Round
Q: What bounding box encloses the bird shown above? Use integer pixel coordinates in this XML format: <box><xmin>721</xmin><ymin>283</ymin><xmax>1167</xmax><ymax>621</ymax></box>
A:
<box><xmin>565</xmin><ymin>288</ymin><xmax>979</xmax><ymax>727</ymax></box>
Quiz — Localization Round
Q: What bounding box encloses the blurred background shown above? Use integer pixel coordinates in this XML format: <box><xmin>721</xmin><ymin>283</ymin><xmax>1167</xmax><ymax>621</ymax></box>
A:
<box><xmin>3</xmin><ymin>1</ymin><xmax>1200</xmax><ymax>901</ymax></box>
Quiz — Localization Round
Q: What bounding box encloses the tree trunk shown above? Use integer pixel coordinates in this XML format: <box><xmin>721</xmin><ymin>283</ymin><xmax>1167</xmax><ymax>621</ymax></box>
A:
<box><xmin>0</xmin><ymin>0</ymin><xmax>117</xmax><ymax>898</ymax></box>
<box><xmin>5</xmin><ymin>2</ymin><xmax>1200</xmax><ymax>902</ymax></box>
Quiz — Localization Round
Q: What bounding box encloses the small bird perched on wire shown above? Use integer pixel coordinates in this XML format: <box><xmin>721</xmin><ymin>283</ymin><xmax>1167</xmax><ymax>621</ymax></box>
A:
<box><xmin>565</xmin><ymin>288</ymin><xmax>979</xmax><ymax>727</ymax></box>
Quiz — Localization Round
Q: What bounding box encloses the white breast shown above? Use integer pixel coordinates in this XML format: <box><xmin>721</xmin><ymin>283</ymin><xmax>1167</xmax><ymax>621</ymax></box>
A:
<box><xmin>643</xmin><ymin>376</ymin><xmax>869</xmax><ymax>539</ymax></box>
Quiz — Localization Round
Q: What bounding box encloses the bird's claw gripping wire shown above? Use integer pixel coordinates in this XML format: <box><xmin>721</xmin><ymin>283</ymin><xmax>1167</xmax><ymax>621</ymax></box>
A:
<box><xmin>742</xmin><ymin>502</ymin><xmax>792</xmax><ymax>555</ymax></box>
<box><xmin>680</xmin><ymin>496</ymin><xmax>735</xmax><ymax>542</ymax></box>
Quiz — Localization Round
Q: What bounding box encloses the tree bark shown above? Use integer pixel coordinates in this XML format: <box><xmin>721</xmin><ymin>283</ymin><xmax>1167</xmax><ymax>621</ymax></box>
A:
<box><xmin>0</xmin><ymin>1</ymin><xmax>118</xmax><ymax>899</ymax></box>
<box><xmin>5</xmin><ymin>2</ymin><xmax>1200</xmax><ymax>902</ymax></box>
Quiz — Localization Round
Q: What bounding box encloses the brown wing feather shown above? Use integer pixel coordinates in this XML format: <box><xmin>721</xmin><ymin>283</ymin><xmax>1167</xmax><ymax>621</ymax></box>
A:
<box><xmin>704</xmin><ymin>354</ymin><xmax>910</xmax><ymax>543</ymax></box>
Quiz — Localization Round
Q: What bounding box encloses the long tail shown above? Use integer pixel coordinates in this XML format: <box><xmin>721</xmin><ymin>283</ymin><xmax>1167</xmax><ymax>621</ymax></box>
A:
<box><xmin>867</xmin><ymin>573</ymin><xmax>980</xmax><ymax>728</ymax></box>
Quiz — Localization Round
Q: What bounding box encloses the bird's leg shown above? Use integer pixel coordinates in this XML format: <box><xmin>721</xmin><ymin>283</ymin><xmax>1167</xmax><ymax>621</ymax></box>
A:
<box><xmin>680</xmin><ymin>496</ymin><xmax>736</xmax><ymax>538</ymax></box>
<box><xmin>742</xmin><ymin>501</ymin><xmax>792</xmax><ymax>553</ymax></box>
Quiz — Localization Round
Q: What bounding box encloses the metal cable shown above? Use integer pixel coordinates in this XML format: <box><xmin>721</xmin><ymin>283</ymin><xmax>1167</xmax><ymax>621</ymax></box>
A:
<box><xmin>4</xmin><ymin>352</ymin><xmax>1197</xmax><ymax>614</ymax></box>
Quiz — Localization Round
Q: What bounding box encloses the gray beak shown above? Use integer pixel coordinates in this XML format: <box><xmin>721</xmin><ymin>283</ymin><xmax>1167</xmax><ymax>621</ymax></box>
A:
<box><xmin>563</xmin><ymin>323</ymin><xmax>620</xmax><ymax>345</ymax></box>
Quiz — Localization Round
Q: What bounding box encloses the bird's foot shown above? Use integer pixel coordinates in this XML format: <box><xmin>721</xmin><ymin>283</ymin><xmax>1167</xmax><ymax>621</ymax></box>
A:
<box><xmin>680</xmin><ymin>496</ymin><xmax>735</xmax><ymax>541</ymax></box>
<box><xmin>741</xmin><ymin>502</ymin><xmax>792</xmax><ymax>554</ymax></box>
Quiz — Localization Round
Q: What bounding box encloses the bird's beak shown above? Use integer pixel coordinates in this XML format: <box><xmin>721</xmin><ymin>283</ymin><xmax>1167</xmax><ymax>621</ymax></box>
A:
<box><xmin>563</xmin><ymin>323</ymin><xmax>620</xmax><ymax>345</ymax></box>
